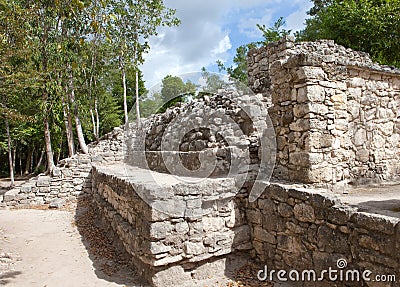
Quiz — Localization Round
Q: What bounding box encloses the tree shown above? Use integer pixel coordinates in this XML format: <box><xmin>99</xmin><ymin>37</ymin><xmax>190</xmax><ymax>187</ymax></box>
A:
<box><xmin>218</xmin><ymin>17</ymin><xmax>291</xmax><ymax>83</ymax></box>
<box><xmin>108</xmin><ymin>0</ymin><xmax>180</xmax><ymax>124</ymax></box>
<box><xmin>308</xmin><ymin>0</ymin><xmax>333</xmax><ymax>16</ymax></box>
<box><xmin>0</xmin><ymin>0</ymin><xmax>37</xmax><ymax>183</ymax></box>
<box><xmin>159</xmin><ymin>75</ymin><xmax>196</xmax><ymax>112</ymax></box>
<box><xmin>297</xmin><ymin>0</ymin><xmax>400</xmax><ymax>68</ymax></box>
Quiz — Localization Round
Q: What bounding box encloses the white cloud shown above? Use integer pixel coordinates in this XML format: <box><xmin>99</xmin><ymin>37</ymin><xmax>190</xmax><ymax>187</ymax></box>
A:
<box><xmin>141</xmin><ymin>0</ymin><xmax>234</xmax><ymax>87</ymax></box>
<box><xmin>285</xmin><ymin>0</ymin><xmax>313</xmax><ymax>32</ymax></box>
<box><xmin>237</xmin><ymin>10</ymin><xmax>274</xmax><ymax>38</ymax></box>
<box><xmin>140</xmin><ymin>0</ymin><xmax>313</xmax><ymax>88</ymax></box>
<box><xmin>211</xmin><ymin>35</ymin><xmax>232</xmax><ymax>56</ymax></box>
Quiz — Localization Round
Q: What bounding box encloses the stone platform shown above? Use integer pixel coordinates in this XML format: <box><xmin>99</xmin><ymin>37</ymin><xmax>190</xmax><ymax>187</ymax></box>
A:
<box><xmin>91</xmin><ymin>164</ymin><xmax>252</xmax><ymax>287</ymax></box>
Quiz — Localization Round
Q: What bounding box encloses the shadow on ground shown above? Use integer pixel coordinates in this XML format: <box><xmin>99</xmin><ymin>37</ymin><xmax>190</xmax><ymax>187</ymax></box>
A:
<box><xmin>0</xmin><ymin>271</ymin><xmax>22</xmax><ymax>285</ymax></box>
<box><xmin>74</xmin><ymin>190</ymin><xmax>146</xmax><ymax>287</ymax></box>
<box><xmin>354</xmin><ymin>199</ymin><xmax>400</xmax><ymax>218</ymax></box>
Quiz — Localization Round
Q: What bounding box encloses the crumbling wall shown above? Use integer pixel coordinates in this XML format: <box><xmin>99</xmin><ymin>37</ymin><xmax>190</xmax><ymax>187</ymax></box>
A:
<box><xmin>248</xmin><ymin>183</ymin><xmax>400</xmax><ymax>286</ymax></box>
<box><xmin>1</xmin><ymin>127</ymin><xmax>124</xmax><ymax>207</ymax></box>
<box><xmin>125</xmin><ymin>91</ymin><xmax>268</xmax><ymax>179</ymax></box>
<box><xmin>248</xmin><ymin>37</ymin><xmax>400</xmax><ymax>184</ymax></box>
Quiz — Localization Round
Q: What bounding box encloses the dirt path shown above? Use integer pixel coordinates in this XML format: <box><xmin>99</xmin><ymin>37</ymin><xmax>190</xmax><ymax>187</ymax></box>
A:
<box><xmin>0</xmin><ymin>208</ymin><xmax>143</xmax><ymax>287</ymax></box>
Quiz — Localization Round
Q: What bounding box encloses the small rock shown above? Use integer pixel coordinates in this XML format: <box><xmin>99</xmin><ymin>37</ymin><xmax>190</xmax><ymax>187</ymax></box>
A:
<box><xmin>49</xmin><ymin>198</ymin><xmax>66</xmax><ymax>209</ymax></box>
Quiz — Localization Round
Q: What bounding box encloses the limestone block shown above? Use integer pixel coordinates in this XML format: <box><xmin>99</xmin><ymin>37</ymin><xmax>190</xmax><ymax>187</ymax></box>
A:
<box><xmin>37</xmin><ymin>176</ymin><xmax>50</xmax><ymax>187</ymax></box>
<box><xmin>150</xmin><ymin>242</ymin><xmax>172</xmax><ymax>255</ymax></box>
<box><xmin>151</xmin><ymin>265</ymin><xmax>192</xmax><ymax>287</ymax></box>
<box><xmin>183</xmin><ymin>241</ymin><xmax>206</xmax><ymax>256</ymax></box>
<box><xmin>351</xmin><ymin>212</ymin><xmax>399</xmax><ymax>235</ymax></box>
<box><xmin>356</xmin><ymin>149</ymin><xmax>369</xmax><ymax>163</ymax></box>
<box><xmin>277</xmin><ymin>202</ymin><xmax>294</xmax><ymax>218</ymax></box>
<box><xmin>296</xmin><ymin>66</ymin><xmax>326</xmax><ymax>81</ymax></box>
<box><xmin>175</xmin><ymin>221</ymin><xmax>189</xmax><ymax>234</ymax></box>
<box><xmin>293</xmin><ymin>203</ymin><xmax>315</xmax><ymax>223</ymax></box>
<box><xmin>254</xmin><ymin>226</ymin><xmax>276</xmax><ymax>244</ymax></box>
<box><xmin>202</xmin><ymin>217</ymin><xmax>225</xmax><ymax>232</ymax></box>
<box><xmin>150</xmin><ymin>221</ymin><xmax>174</xmax><ymax>240</ymax></box>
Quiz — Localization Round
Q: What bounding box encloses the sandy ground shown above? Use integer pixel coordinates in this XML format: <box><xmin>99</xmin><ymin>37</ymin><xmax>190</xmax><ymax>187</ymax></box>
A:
<box><xmin>0</xmin><ymin>208</ymin><xmax>142</xmax><ymax>287</ymax></box>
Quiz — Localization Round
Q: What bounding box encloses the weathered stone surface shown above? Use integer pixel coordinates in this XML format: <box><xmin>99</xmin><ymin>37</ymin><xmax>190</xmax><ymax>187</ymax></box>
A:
<box><xmin>351</xmin><ymin>212</ymin><xmax>399</xmax><ymax>235</ymax></box>
<box><xmin>293</xmin><ymin>203</ymin><xmax>315</xmax><ymax>223</ymax></box>
<box><xmin>151</xmin><ymin>265</ymin><xmax>192</xmax><ymax>287</ymax></box>
<box><xmin>49</xmin><ymin>198</ymin><xmax>66</xmax><ymax>209</ymax></box>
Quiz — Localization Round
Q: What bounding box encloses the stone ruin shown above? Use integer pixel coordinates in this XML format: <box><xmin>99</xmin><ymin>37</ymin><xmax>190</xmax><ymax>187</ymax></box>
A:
<box><xmin>2</xmin><ymin>37</ymin><xmax>400</xmax><ymax>287</ymax></box>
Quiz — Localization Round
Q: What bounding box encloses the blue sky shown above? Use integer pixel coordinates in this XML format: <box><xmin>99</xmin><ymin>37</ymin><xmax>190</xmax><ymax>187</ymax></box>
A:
<box><xmin>141</xmin><ymin>0</ymin><xmax>313</xmax><ymax>88</ymax></box>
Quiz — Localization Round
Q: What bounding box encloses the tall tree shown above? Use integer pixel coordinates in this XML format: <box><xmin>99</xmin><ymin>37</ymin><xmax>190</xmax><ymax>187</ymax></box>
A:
<box><xmin>108</xmin><ymin>0</ymin><xmax>180</xmax><ymax>124</ymax></box>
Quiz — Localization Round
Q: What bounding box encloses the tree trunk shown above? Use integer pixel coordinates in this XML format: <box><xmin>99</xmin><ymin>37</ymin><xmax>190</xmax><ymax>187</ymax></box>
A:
<box><xmin>12</xmin><ymin>144</ymin><xmax>16</xmax><ymax>175</ymax></box>
<box><xmin>121</xmin><ymin>63</ymin><xmax>128</xmax><ymax>124</ymax></box>
<box><xmin>36</xmin><ymin>150</ymin><xmax>45</xmax><ymax>171</ymax></box>
<box><xmin>19</xmin><ymin>150</ymin><xmax>22</xmax><ymax>176</ymax></box>
<box><xmin>25</xmin><ymin>149</ymin><xmax>32</xmax><ymax>175</ymax></box>
<box><xmin>5</xmin><ymin>117</ymin><xmax>14</xmax><ymax>187</ymax></box>
<box><xmin>43</xmin><ymin>114</ymin><xmax>55</xmax><ymax>174</ymax></box>
<box><xmin>69</xmin><ymin>68</ymin><xmax>88</xmax><ymax>154</ymax></box>
<box><xmin>56</xmin><ymin>140</ymin><xmax>62</xmax><ymax>164</ymax></box>
<box><xmin>95</xmin><ymin>97</ymin><xmax>100</xmax><ymax>139</ymax></box>
<box><xmin>40</xmin><ymin>17</ymin><xmax>55</xmax><ymax>174</ymax></box>
<box><xmin>61</xmin><ymin>92</ymin><xmax>75</xmax><ymax>157</ymax></box>
<box><xmin>90</xmin><ymin>107</ymin><xmax>96</xmax><ymax>139</ymax></box>
<box><xmin>135</xmin><ymin>69</ymin><xmax>141</xmax><ymax>125</ymax></box>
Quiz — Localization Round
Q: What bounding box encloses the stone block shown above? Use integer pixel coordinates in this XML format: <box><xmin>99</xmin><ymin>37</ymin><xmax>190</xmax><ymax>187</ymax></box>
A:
<box><xmin>351</xmin><ymin>212</ymin><xmax>399</xmax><ymax>235</ymax></box>
<box><xmin>150</xmin><ymin>242</ymin><xmax>172</xmax><ymax>255</ymax></box>
<box><xmin>184</xmin><ymin>241</ymin><xmax>206</xmax><ymax>256</ymax></box>
<box><xmin>278</xmin><ymin>202</ymin><xmax>293</xmax><ymax>218</ymax></box>
<box><xmin>3</xmin><ymin>189</ymin><xmax>19</xmax><ymax>202</ymax></box>
<box><xmin>49</xmin><ymin>198</ymin><xmax>66</xmax><ymax>209</ymax></box>
<box><xmin>151</xmin><ymin>265</ymin><xmax>192</xmax><ymax>287</ymax></box>
<box><xmin>150</xmin><ymin>221</ymin><xmax>174</xmax><ymax>240</ymax></box>
<box><xmin>37</xmin><ymin>176</ymin><xmax>50</xmax><ymax>187</ymax></box>
<box><xmin>254</xmin><ymin>226</ymin><xmax>276</xmax><ymax>244</ymax></box>
<box><xmin>268</xmin><ymin>185</ymin><xmax>289</xmax><ymax>202</ymax></box>
<box><xmin>202</xmin><ymin>217</ymin><xmax>225</xmax><ymax>232</ymax></box>
<box><xmin>294</xmin><ymin>203</ymin><xmax>315</xmax><ymax>223</ymax></box>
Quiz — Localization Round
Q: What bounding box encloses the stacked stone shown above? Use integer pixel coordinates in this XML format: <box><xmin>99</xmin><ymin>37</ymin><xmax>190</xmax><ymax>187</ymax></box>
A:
<box><xmin>248</xmin><ymin>36</ymin><xmax>400</xmax><ymax>185</ymax></box>
<box><xmin>127</xmin><ymin>91</ymin><xmax>267</xmax><ymax>178</ymax></box>
<box><xmin>92</xmin><ymin>164</ymin><xmax>251</xmax><ymax>287</ymax></box>
<box><xmin>1</xmin><ymin>127</ymin><xmax>124</xmax><ymax>207</ymax></box>
<box><xmin>248</xmin><ymin>183</ymin><xmax>400</xmax><ymax>286</ymax></box>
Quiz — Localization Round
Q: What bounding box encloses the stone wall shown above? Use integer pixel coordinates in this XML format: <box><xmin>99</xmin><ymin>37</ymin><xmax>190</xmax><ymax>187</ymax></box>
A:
<box><xmin>248</xmin><ymin>37</ymin><xmax>400</xmax><ymax>185</ymax></box>
<box><xmin>248</xmin><ymin>183</ymin><xmax>400</xmax><ymax>286</ymax></box>
<box><xmin>1</xmin><ymin>127</ymin><xmax>124</xmax><ymax>207</ymax></box>
<box><xmin>91</xmin><ymin>164</ymin><xmax>251</xmax><ymax>287</ymax></box>
<box><xmin>125</xmin><ymin>91</ymin><xmax>269</xmax><ymax>180</ymax></box>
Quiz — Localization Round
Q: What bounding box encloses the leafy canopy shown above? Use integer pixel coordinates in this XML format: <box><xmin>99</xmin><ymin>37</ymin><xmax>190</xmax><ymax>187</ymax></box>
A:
<box><xmin>297</xmin><ymin>0</ymin><xmax>400</xmax><ymax>67</ymax></box>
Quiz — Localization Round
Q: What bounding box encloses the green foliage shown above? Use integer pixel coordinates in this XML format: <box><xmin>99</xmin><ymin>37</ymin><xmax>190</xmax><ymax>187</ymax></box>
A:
<box><xmin>218</xmin><ymin>17</ymin><xmax>291</xmax><ymax>83</ymax></box>
<box><xmin>159</xmin><ymin>75</ymin><xmax>196</xmax><ymax>112</ymax></box>
<box><xmin>256</xmin><ymin>17</ymin><xmax>292</xmax><ymax>46</ymax></box>
<box><xmin>111</xmin><ymin>66</ymin><xmax>147</xmax><ymax>111</ymax></box>
<box><xmin>297</xmin><ymin>0</ymin><xmax>400</xmax><ymax>68</ymax></box>
<box><xmin>217</xmin><ymin>43</ymin><xmax>257</xmax><ymax>84</ymax></box>
<box><xmin>139</xmin><ymin>92</ymin><xmax>163</xmax><ymax>118</ymax></box>
<box><xmin>98</xmin><ymin>93</ymin><xmax>123</xmax><ymax>135</ymax></box>
<box><xmin>0</xmin><ymin>0</ymin><xmax>178</xmax><ymax>176</ymax></box>
<box><xmin>200</xmin><ymin>67</ymin><xmax>227</xmax><ymax>94</ymax></box>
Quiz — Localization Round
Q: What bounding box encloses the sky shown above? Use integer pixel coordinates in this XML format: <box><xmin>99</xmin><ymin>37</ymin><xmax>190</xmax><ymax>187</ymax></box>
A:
<box><xmin>141</xmin><ymin>0</ymin><xmax>313</xmax><ymax>88</ymax></box>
